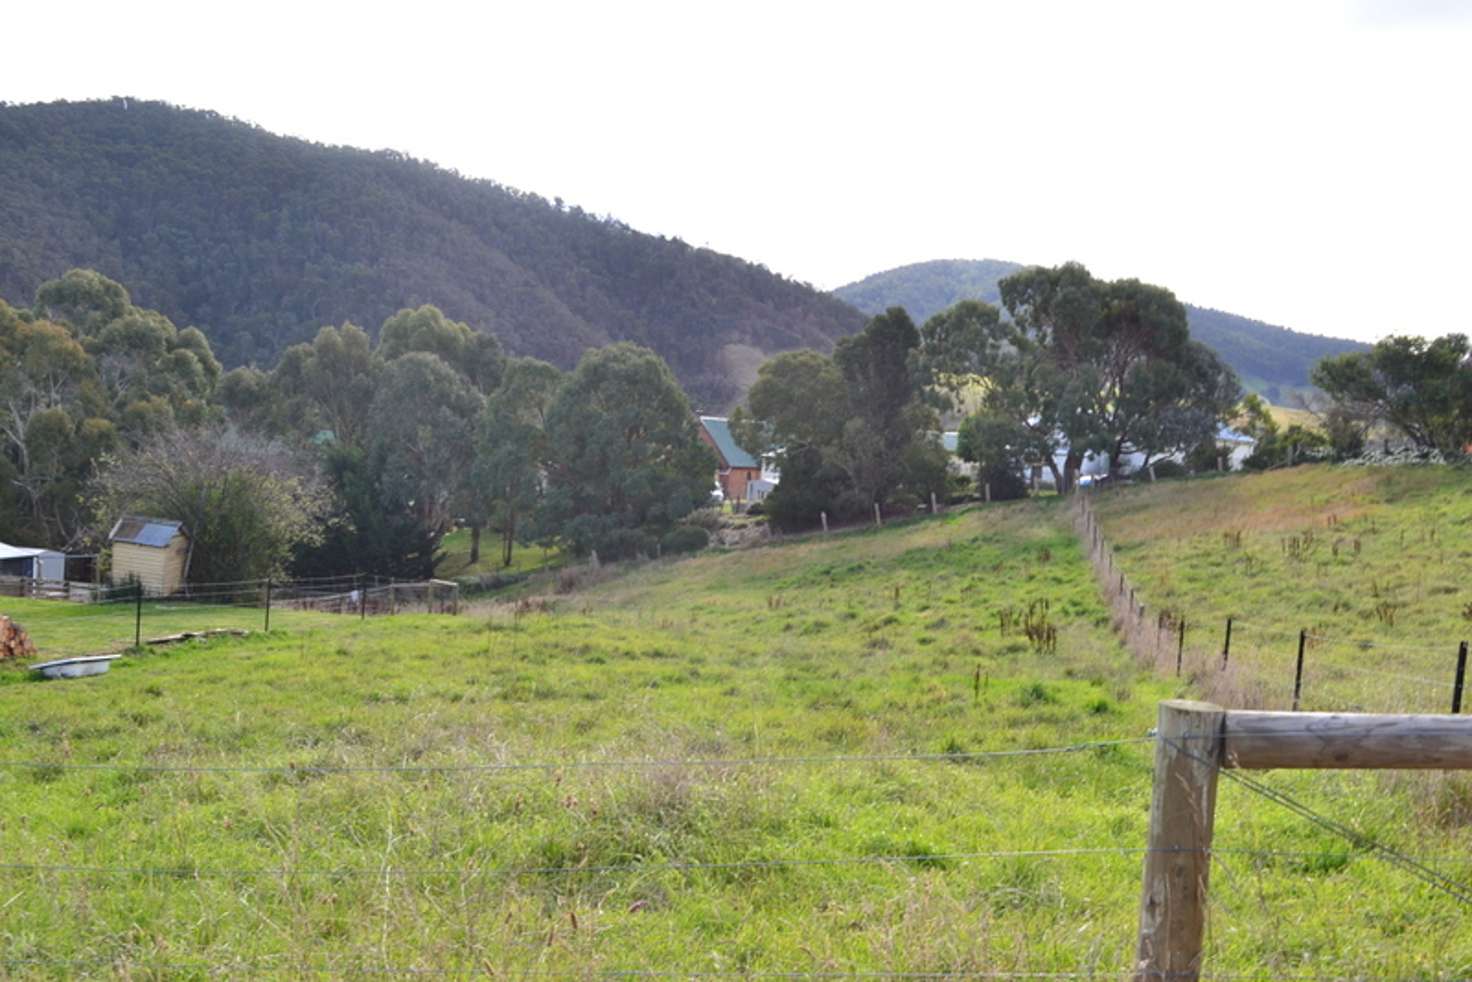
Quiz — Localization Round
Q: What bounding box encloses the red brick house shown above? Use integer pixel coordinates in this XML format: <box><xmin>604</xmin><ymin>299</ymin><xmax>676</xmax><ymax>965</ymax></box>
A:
<box><xmin>697</xmin><ymin>416</ymin><xmax>762</xmax><ymax>502</ymax></box>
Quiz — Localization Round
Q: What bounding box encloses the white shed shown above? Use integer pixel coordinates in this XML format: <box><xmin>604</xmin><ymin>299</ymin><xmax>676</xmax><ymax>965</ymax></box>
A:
<box><xmin>0</xmin><ymin>542</ymin><xmax>66</xmax><ymax>581</ymax></box>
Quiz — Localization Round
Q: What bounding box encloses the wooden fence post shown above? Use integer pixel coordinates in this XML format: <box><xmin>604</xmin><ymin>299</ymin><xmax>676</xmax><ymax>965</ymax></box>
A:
<box><xmin>820</xmin><ymin>511</ymin><xmax>828</xmax><ymax>534</ymax></box>
<box><xmin>1176</xmin><ymin>619</ymin><xmax>1186</xmax><ymax>677</ymax></box>
<box><xmin>874</xmin><ymin>502</ymin><xmax>882</xmax><ymax>528</ymax></box>
<box><xmin>1135</xmin><ymin>700</ymin><xmax>1224</xmax><ymax>981</ymax></box>
<box><xmin>1293</xmin><ymin>630</ymin><xmax>1307</xmax><ymax>711</ymax></box>
<box><xmin>1141</xmin><ymin>703</ymin><xmax>1472</xmax><ymax>978</ymax></box>
<box><xmin>1454</xmin><ymin>641</ymin><xmax>1468</xmax><ymax>714</ymax></box>
<box><xmin>984</xmin><ymin>482</ymin><xmax>991</xmax><ymax>503</ymax></box>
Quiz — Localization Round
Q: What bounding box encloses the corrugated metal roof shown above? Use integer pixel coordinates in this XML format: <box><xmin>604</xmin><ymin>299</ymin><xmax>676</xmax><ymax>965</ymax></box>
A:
<box><xmin>1217</xmin><ymin>425</ymin><xmax>1255</xmax><ymax>445</ymax></box>
<box><xmin>0</xmin><ymin>542</ymin><xmax>47</xmax><ymax>561</ymax></box>
<box><xmin>109</xmin><ymin>516</ymin><xmax>186</xmax><ymax>548</ymax></box>
<box><xmin>698</xmin><ymin>416</ymin><xmax>759</xmax><ymax>469</ymax></box>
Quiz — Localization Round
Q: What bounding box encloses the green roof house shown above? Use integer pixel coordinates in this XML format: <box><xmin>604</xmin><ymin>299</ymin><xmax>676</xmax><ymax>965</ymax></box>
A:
<box><xmin>697</xmin><ymin>416</ymin><xmax>761</xmax><ymax>502</ymax></box>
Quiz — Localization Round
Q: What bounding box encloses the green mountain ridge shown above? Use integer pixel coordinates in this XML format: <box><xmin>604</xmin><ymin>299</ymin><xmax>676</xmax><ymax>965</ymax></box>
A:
<box><xmin>834</xmin><ymin>259</ymin><xmax>1369</xmax><ymax>402</ymax></box>
<box><xmin>0</xmin><ymin>98</ymin><xmax>866</xmax><ymax>408</ymax></box>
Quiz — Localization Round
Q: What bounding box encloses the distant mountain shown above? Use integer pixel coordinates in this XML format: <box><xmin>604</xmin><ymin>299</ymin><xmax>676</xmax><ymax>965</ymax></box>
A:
<box><xmin>0</xmin><ymin>98</ymin><xmax>866</xmax><ymax>408</ymax></box>
<box><xmin>834</xmin><ymin>259</ymin><xmax>1369</xmax><ymax>402</ymax></box>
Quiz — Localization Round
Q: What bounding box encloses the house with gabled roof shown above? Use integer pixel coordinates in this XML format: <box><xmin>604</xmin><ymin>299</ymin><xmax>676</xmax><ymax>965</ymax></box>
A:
<box><xmin>696</xmin><ymin>416</ymin><xmax>764</xmax><ymax>503</ymax></box>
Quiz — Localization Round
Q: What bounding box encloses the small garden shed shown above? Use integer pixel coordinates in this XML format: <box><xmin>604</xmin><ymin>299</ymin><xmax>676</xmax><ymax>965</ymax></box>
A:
<box><xmin>0</xmin><ymin>542</ymin><xmax>66</xmax><ymax>581</ymax></box>
<box><xmin>109</xmin><ymin>517</ymin><xmax>190</xmax><ymax>596</ymax></box>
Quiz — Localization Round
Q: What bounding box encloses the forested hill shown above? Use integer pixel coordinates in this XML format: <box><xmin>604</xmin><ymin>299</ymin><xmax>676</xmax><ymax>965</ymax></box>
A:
<box><xmin>0</xmin><ymin>98</ymin><xmax>865</xmax><ymax>407</ymax></box>
<box><xmin>834</xmin><ymin>259</ymin><xmax>1369</xmax><ymax>402</ymax></box>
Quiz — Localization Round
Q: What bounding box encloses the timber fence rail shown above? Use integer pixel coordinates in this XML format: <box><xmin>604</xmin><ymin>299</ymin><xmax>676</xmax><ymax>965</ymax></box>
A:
<box><xmin>0</xmin><ymin>574</ymin><xmax>101</xmax><ymax>602</ymax></box>
<box><xmin>1071</xmin><ymin>493</ymin><xmax>1472</xmax><ymax>715</ymax></box>
<box><xmin>1136</xmin><ymin>700</ymin><xmax>1472</xmax><ymax>981</ymax></box>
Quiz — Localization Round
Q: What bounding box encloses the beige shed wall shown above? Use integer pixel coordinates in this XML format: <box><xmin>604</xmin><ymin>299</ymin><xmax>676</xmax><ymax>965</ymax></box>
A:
<box><xmin>111</xmin><ymin>534</ymin><xmax>189</xmax><ymax>595</ymax></box>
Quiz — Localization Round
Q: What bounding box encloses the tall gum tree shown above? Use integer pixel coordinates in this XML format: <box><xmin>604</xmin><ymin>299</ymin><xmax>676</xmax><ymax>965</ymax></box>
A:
<box><xmin>927</xmin><ymin>263</ymin><xmax>1240</xmax><ymax>491</ymax></box>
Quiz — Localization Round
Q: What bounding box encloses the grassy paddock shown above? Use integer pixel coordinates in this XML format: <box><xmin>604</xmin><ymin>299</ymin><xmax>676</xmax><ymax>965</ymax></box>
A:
<box><xmin>1092</xmin><ymin>464</ymin><xmax>1472</xmax><ymax>714</ymax></box>
<box><xmin>1</xmin><ymin>596</ymin><xmax>348</xmax><ymax>661</ymax></box>
<box><xmin>435</xmin><ymin>527</ymin><xmax>561</xmax><ymax>580</ymax></box>
<box><xmin>1</xmin><ymin>499</ymin><xmax>1470</xmax><ymax>976</ymax></box>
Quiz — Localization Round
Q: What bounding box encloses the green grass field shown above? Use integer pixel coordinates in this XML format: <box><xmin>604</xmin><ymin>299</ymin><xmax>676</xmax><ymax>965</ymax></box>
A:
<box><xmin>2</xmin><ymin>596</ymin><xmax>347</xmax><ymax>661</ymax></box>
<box><xmin>435</xmin><ymin>527</ymin><xmax>561</xmax><ymax>580</ymax></box>
<box><xmin>1092</xmin><ymin>464</ymin><xmax>1472</xmax><ymax>714</ymax></box>
<box><xmin>3</xmin><ymin>497</ymin><xmax>1472</xmax><ymax>976</ymax></box>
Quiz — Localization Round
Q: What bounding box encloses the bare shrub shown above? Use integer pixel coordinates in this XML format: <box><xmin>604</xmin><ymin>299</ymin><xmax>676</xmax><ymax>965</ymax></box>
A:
<box><xmin>90</xmin><ymin>425</ymin><xmax>331</xmax><ymax>585</ymax></box>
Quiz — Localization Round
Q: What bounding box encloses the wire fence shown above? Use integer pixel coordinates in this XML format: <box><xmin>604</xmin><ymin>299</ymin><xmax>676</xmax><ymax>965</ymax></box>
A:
<box><xmin>1071</xmin><ymin>493</ymin><xmax>1471</xmax><ymax>715</ymax></box>
<box><xmin>1</xmin><ymin>573</ymin><xmax>461</xmax><ymax>659</ymax></box>
<box><xmin>4</xmin><ymin>699</ymin><xmax>1470</xmax><ymax>971</ymax></box>
<box><xmin>4</xmin><ymin>728</ymin><xmax>1470</xmax><ymax>976</ymax></box>
<box><xmin>7</xmin><ymin>501</ymin><xmax>1472</xmax><ymax>972</ymax></box>
<box><xmin>2</xmin><ymin>730</ymin><xmax>1472</xmax><ymax>977</ymax></box>
<box><xmin>0</xmin><ymin>735</ymin><xmax>1155</xmax><ymax>975</ymax></box>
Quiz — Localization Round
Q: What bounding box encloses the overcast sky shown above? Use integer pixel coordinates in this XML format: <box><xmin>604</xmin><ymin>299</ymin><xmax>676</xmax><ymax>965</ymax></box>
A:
<box><xmin>7</xmin><ymin>0</ymin><xmax>1470</xmax><ymax>342</ymax></box>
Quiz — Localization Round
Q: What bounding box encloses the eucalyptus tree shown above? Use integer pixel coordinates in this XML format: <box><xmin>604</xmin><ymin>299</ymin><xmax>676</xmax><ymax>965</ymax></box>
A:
<box><xmin>473</xmin><ymin>357</ymin><xmax>563</xmax><ymax>567</ymax></box>
<box><xmin>925</xmin><ymin>263</ymin><xmax>1240</xmax><ymax>491</ymax></box>
<box><xmin>541</xmin><ymin>343</ymin><xmax>713</xmax><ymax>558</ymax></box>
<box><xmin>732</xmin><ymin>309</ymin><xmax>947</xmax><ymax>529</ymax></box>
<box><xmin>377</xmin><ymin>304</ymin><xmax>505</xmax><ymax>395</ymax></box>
<box><xmin>1313</xmin><ymin>334</ymin><xmax>1472</xmax><ymax>455</ymax></box>
<box><xmin>368</xmin><ymin>352</ymin><xmax>485</xmax><ymax>536</ymax></box>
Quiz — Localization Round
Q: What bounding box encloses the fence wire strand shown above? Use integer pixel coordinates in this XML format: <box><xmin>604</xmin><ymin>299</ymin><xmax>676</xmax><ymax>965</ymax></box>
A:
<box><xmin>0</xmin><ymin>737</ymin><xmax>1154</xmax><ymax>775</ymax></box>
<box><xmin>1156</xmin><ymin>735</ymin><xmax>1472</xmax><ymax>908</ymax></box>
<box><xmin>1</xmin><ymin>846</ymin><xmax>1466</xmax><ymax>883</ymax></box>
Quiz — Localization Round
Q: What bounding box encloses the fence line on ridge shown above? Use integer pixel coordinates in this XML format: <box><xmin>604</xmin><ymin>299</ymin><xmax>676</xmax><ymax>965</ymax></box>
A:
<box><xmin>1071</xmin><ymin>492</ymin><xmax>1471</xmax><ymax>715</ymax></box>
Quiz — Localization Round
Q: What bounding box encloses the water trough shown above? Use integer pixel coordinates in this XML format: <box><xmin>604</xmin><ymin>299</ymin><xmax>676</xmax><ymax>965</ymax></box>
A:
<box><xmin>31</xmin><ymin>654</ymin><xmax>120</xmax><ymax>679</ymax></box>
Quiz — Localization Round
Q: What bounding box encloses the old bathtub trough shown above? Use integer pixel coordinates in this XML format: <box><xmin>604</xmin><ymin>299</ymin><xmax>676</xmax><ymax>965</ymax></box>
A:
<box><xmin>31</xmin><ymin>654</ymin><xmax>120</xmax><ymax>679</ymax></box>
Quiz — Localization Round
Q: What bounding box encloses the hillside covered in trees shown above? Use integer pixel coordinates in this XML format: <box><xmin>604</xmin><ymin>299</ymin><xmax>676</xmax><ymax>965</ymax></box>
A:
<box><xmin>835</xmin><ymin>259</ymin><xmax>1369</xmax><ymax>402</ymax></box>
<box><xmin>0</xmin><ymin>98</ymin><xmax>865</xmax><ymax>407</ymax></box>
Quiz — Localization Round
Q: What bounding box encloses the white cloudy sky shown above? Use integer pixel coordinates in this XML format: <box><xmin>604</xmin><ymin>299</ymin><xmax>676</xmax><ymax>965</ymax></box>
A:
<box><xmin>7</xmin><ymin>0</ymin><xmax>1471</xmax><ymax>342</ymax></box>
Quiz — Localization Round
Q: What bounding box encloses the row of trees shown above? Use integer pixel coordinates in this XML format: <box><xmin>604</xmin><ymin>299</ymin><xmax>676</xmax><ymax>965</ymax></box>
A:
<box><xmin>1313</xmin><ymin>334</ymin><xmax>1472</xmax><ymax>457</ymax></box>
<box><xmin>222</xmin><ymin>310</ymin><xmax>714</xmax><ymax>576</ymax></box>
<box><xmin>1224</xmin><ymin>335</ymin><xmax>1472</xmax><ymax>468</ymax></box>
<box><xmin>731</xmin><ymin>309</ymin><xmax>950</xmax><ymax>530</ymax></box>
<box><xmin>1</xmin><ymin>270</ymin><xmax>716</xmax><ymax>583</ymax></box>
<box><xmin>6</xmin><ymin>261</ymin><xmax>1462</xmax><ymax>584</ymax></box>
<box><xmin>0</xmin><ymin>269</ymin><xmax>223</xmax><ymax>545</ymax></box>
<box><xmin>1</xmin><ymin>98</ymin><xmax>865</xmax><ymax>407</ymax></box>
<box><xmin>735</xmin><ymin>263</ymin><xmax>1243</xmax><ymax>530</ymax></box>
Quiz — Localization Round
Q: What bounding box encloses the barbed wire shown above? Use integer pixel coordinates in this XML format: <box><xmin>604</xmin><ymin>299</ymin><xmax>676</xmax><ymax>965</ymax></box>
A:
<box><xmin>1303</xmin><ymin>632</ymin><xmax>1458</xmax><ymax>656</ymax></box>
<box><xmin>0</xmin><ymin>954</ymin><xmax>1421</xmax><ymax>980</ymax></box>
<box><xmin>1154</xmin><ymin>736</ymin><xmax>1472</xmax><ymax>908</ymax></box>
<box><xmin>0</xmin><ymin>847</ymin><xmax>1145</xmax><ymax>881</ymax></box>
<box><xmin>1220</xmin><ymin>766</ymin><xmax>1472</xmax><ymax>905</ymax></box>
<box><xmin>9</xmin><ymin>723</ymin><xmax>1472</xmax><ymax>780</ymax></box>
<box><xmin>0</xmin><ymin>846</ymin><xmax>1464</xmax><ymax>883</ymax></box>
<box><xmin>0</xmin><ymin>737</ymin><xmax>1154</xmax><ymax>776</ymax></box>
<box><xmin>0</xmin><ymin>960</ymin><xmax>1122</xmax><ymax>980</ymax></box>
<box><xmin>1320</xmin><ymin>661</ymin><xmax>1451</xmax><ymax>691</ymax></box>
